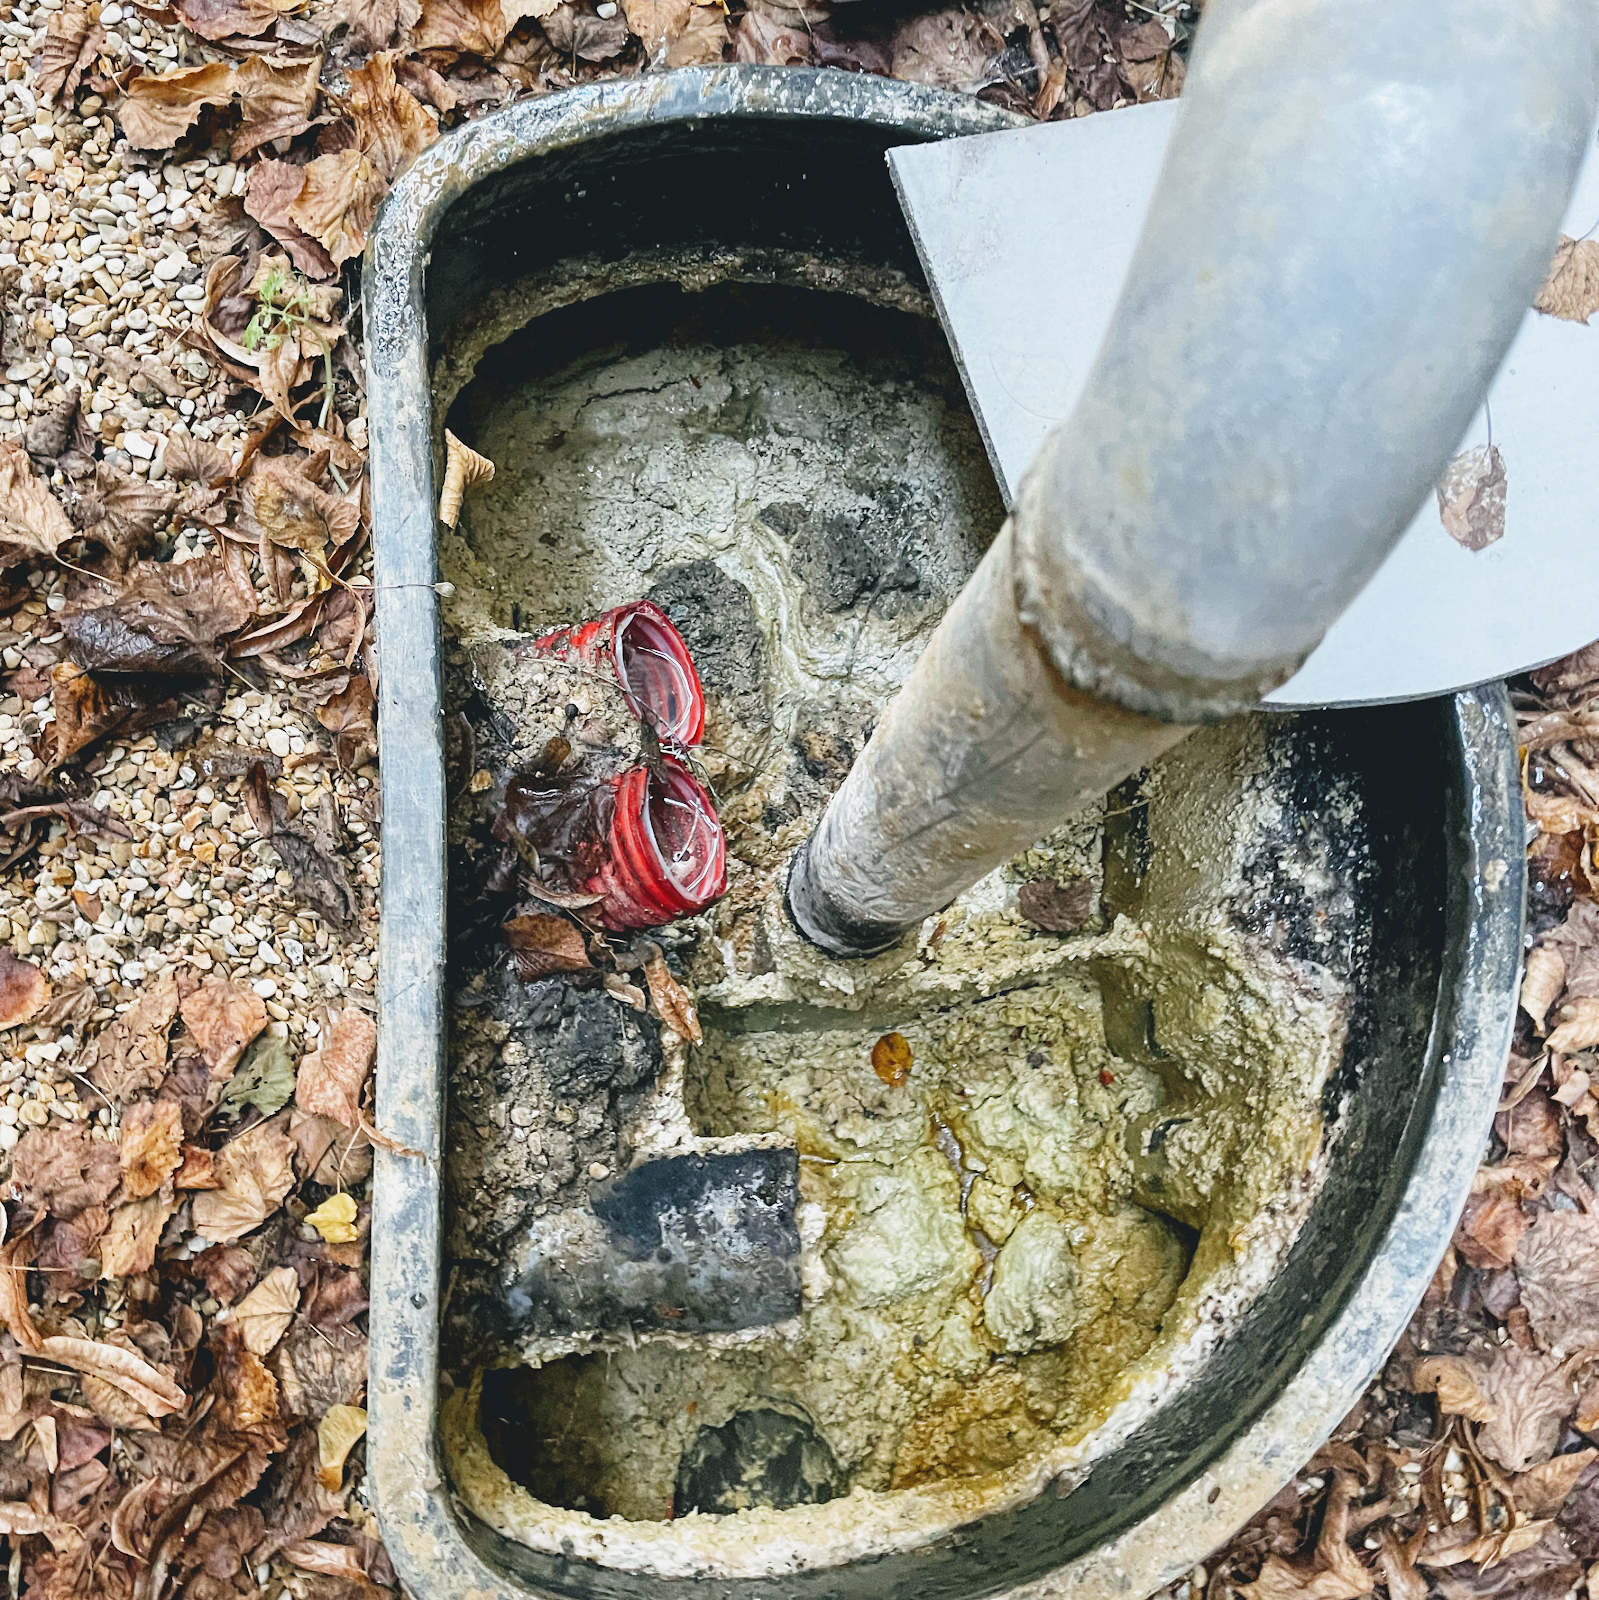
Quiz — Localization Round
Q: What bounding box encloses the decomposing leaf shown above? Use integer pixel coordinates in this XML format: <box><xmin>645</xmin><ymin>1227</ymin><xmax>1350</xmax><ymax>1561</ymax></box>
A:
<box><xmin>99</xmin><ymin>1192</ymin><xmax>180</xmax><ymax>1278</ymax></box>
<box><xmin>1477</xmin><ymin>1346</ymin><xmax>1577</xmax><ymax>1473</ymax></box>
<box><xmin>163</xmin><ymin>432</ymin><xmax>236</xmax><ymax>487</ymax></box>
<box><xmin>11</xmin><ymin>1122</ymin><xmax>121</xmax><ymax>1222</ymax></box>
<box><xmin>1535</xmin><ymin>235</ymin><xmax>1599</xmax><ymax>325</ymax></box>
<box><xmin>219</xmin><ymin>1033</ymin><xmax>298</xmax><ymax>1120</ymax></box>
<box><xmin>232</xmin><ymin>53</ymin><xmax>324</xmax><ymax>160</ymax></box>
<box><xmin>1456</xmin><ymin>1188</ymin><xmax>1532</xmax><ymax>1270</ymax></box>
<box><xmin>438</xmin><ymin>429</ymin><xmax>494</xmax><ymax>528</ymax></box>
<box><xmin>286</xmin><ymin>146</ymin><xmax>385</xmax><ymax>267</ymax></box>
<box><xmin>889</xmin><ymin>8</ymin><xmax>993</xmax><ymax>88</ymax></box>
<box><xmin>315</xmin><ymin>674</ymin><xmax>376</xmax><ymax>769</ymax></box>
<box><xmin>644</xmin><ymin>952</ymin><xmax>702</xmax><ymax>1045</ymax></box>
<box><xmin>119</xmin><ymin>1097</ymin><xmax>184</xmax><ymax>1200</ymax></box>
<box><xmin>1517</xmin><ymin>1209</ymin><xmax>1599</xmax><ymax>1358</ymax></box>
<box><xmin>212</xmin><ymin>1321</ymin><xmax>284</xmax><ymax>1439</ymax></box>
<box><xmin>81</xmin><ymin>970</ymin><xmax>179</xmax><ymax>1101</ymax></box>
<box><xmin>224</xmin><ymin>1265</ymin><xmax>300</xmax><ymax>1356</ymax></box>
<box><xmin>76</xmin><ymin>462</ymin><xmax>178</xmax><ymax>572</ymax></box>
<box><xmin>316</xmin><ymin>1403</ymin><xmax>367</xmax><ymax>1490</ymax></box>
<box><xmin>117</xmin><ymin>61</ymin><xmax>239</xmax><ymax>150</ymax></box>
<box><xmin>1436</xmin><ymin>443</ymin><xmax>1507</xmax><ymax>553</ymax></box>
<box><xmin>191</xmin><ymin>1119</ymin><xmax>297</xmax><ymax>1243</ymax></box>
<box><xmin>35</xmin><ymin>3</ymin><xmax>103</xmax><ymax>105</ymax></box>
<box><xmin>240</xmin><ymin>454</ymin><xmax>358</xmax><ymax>558</ymax></box>
<box><xmin>295</xmin><ymin>1007</ymin><xmax>376</xmax><ymax>1130</ymax></box>
<box><xmin>1238</xmin><ymin>1472</ymin><xmax>1374</xmax><ymax>1600</ymax></box>
<box><xmin>503</xmin><ymin>913</ymin><xmax>592</xmax><ymax>979</ymax></box>
<box><xmin>871</xmin><ymin>1030</ymin><xmax>913</xmax><ymax>1089</ymax></box>
<box><xmin>305</xmin><ymin>1191</ymin><xmax>359</xmax><ymax>1245</ymax></box>
<box><xmin>41</xmin><ymin>1336</ymin><xmax>185</xmax><ymax>1417</ymax></box>
<box><xmin>0</xmin><ymin>439</ymin><xmax>74</xmax><ymax>570</ymax></box>
<box><xmin>1495</xmin><ymin>1085</ymin><xmax>1563</xmax><ymax>1159</ymax></box>
<box><xmin>0</xmin><ymin>950</ymin><xmax>48</xmax><ymax>1031</ymax></box>
<box><xmin>180</xmin><ymin>975</ymin><xmax>269</xmax><ymax>1077</ymax></box>
<box><xmin>1018</xmin><ymin>875</ymin><xmax>1094</xmax><ymax>934</ymax></box>
<box><xmin>194</xmin><ymin>1243</ymin><xmax>258</xmax><ymax>1305</ymax></box>
<box><xmin>412</xmin><ymin>0</ymin><xmax>508</xmax><ymax>52</ymax></box>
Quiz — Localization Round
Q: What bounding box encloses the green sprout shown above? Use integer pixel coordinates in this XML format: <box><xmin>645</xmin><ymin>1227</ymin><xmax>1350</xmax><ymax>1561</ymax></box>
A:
<box><xmin>242</xmin><ymin>263</ymin><xmax>338</xmax><ymax>430</ymax></box>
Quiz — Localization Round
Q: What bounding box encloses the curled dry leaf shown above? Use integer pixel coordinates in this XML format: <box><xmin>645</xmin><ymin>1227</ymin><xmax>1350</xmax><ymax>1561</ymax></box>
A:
<box><xmin>295</xmin><ymin>1007</ymin><xmax>377</xmax><ymax>1130</ymax></box>
<box><xmin>503</xmin><ymin>913</ymin><xmax>592</xmax><ymax>978</ymax></box>
<box><xmin>665</xmin><ymin>2</ymin><xmax>727</xmax><ymax>65</ymax></box>
<box><xmin>0</xmin><ymin>950</ymin><xmax>48</xmax><ymax>1030</ymax></box>
<box><xmin>1515</xmin><ymin>1447</ymin><xmax>1599</xmax><ymax>1519</ymax></box>
<box><xmin>224</xmin><ymin>1265</ymin><xmax>301</xmax><ymax>1356</ymax></box>
<box><xmin>316</xmin><ymin>1403</ymin><xmax>367</xmax><ymax>1490</ymax></box>
<box><xmin>1547</xmin><ymin>995</ymin><xmax>1599</xmax><ymax>1054</ymax></box>
<box><xmin>232</xmin><ymin>53</ymin><xmax>324</xmax><ymax>160</ymax></box>
<box><xmin>305</xmin><ymin>1191</ymin><xmax>359</xmax><ymax>1244</ymax></box>
<box><xmin>118</xmin><ymin>1097</ymin><xmax>184</xmax><ymax>1199</ymax></box>
<box><xmin>190</xmin><ymin>1119</ymin><xmax>297</xmax><ymax>1243</ymax></box>
<box><xmin>41</xmin><ymin>1336</ymin><xmax>185</xmax><ymax>1417</ymax></box>
<box><xmin>180</xmin><ymin>975</ymin><xmax>269</xmax><ymax>1076</ymax></box>
<box><xmin>0</xmin><ymin>438</ymin><xmax>74</xmax><ymax>569</ymax></box>
<box><xmin>605</xmin><ymin>971</ymin><xmax>647</xmax><ymax>1010</ymax></box>
<box><xmin>117</xmin><ymin>62</ymin><xmax>239</xmax><ymax>150</ymax></box>
<box><xmin>1522</xmin><ymin>943</ymin><xmax>1566</xmax><ymax>1032</ymax></box>
<box><xmin>1535</xmin><ymin>235</ymin><xmax>1599</xmax><ymax>325</ymax></box>
<box><xmin>0</xmin><ymin>1237</ymin><xmax>42</xmax><ymax>1354</ymax></box>
<box><xmin>1411</xmin><ymin>1354</ymin><xmax>1496</xmax><ymax>1423</ymax></box>
<box><xmin>282</xmin><ymin>1539</ymin><xmax>369</xmax><ymax>1579</ymax></box>
<box><xmin>1436</xmin><ymin>443</ymin><xmax>1507</xmax><ymax>553</ymax></box>
<box><xmin>644</xmin><ymin>952</ymin><xmax>702</xmax><ymax>1045</ymax></box>
<box><xmin>438</xmin><ymin>429</ymin><xmax>495</xmax><ymax>528</ymax></box>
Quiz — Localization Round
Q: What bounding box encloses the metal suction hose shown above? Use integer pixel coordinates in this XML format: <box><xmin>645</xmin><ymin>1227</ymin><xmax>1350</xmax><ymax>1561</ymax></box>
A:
<box><xmin>787</xmin><ymin>0</ymin><xmax>1599</xmax><ymax>960</ymax></box>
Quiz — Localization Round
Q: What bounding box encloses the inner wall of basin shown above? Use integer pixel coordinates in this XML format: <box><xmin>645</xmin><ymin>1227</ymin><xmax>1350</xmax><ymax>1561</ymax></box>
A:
<box><xmin>435</xmin><ymin>279</ymin><xmax>1356</xmax><ymax>1577</ymax></box>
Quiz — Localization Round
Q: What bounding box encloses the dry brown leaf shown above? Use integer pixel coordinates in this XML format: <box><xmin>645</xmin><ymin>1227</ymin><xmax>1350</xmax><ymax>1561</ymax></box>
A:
<box><xmin>665</xmin><ymin>1</ymin><xmax>726</xmax><ymax>64</ymax></box>
<box><xmin>336</xmin><ymin>0</ymin><xmax>420</xmax><ymax>50</ymax></box>
<box><xmin>240</xmin><ymin>454</ymin><xmax>358</xmax><ymax>557</ymax></box>
<box><xmin>212</xmin><ymin>1322</ymin><xmax>283</xmax><ymax>1439</ymax></box>
<box><xmin>1514</xmin><ymin>1447</ymin><xmax>1598</xmax><ymax>1518</ymax></box>
<box><xmin>1373</xmin><ymin>1530</ymin><xmax>1426</xmax><ymax>1600</ymax></box>
<box><xmin>1436</xmin><ymin>443</ymin><xmax>1507</xmax><ymax>553</ymax></box>
<box><xmin>286</xmin><ymin>146</ymin><xmax>386</xmax><ymax>268</ymax></box>
<box><xmin>81</xmin><ymin>970</ymin><xmax>179</xmax><ymax>1101</ymax></box>
<box><xmin>730</xmin><ymin>1</ymin><xmax>811</xmax><ymax>62</ymax></box>
<box><xmin>503</xmin><ymin>913</ymin><xmax>592</xmax><ymax>978</ymax></box>
<box><xmin>1238</xmin><ymin>1472</ymin><xmax>1375</xmax><ymax>1600</ymax></box>
<box><xmin>175</xmin><ymin>0</ymin><xmax>282</xmax><ymax>39</ymax></box>
<box><xmin>295</xmin><ymin>1007</ymin><xmax>377</xmax><ymax>1131</ymax></box>
<box><xmin>315</xmin><ymin>675</ymin><xmax>376</xmax><ymax>769</ymax></box>
<box><xmin>224</xmin><ymin>1265</ymin><xmax>300</xmax><ymax>1356</ymax></box>
<box><xmin>623</xmin><ymin>0</ymin><xmax>689</xmax><ymax>58</ymax></box>
<box><xmin>117</xmin><ymin>62</ymin><xmax>239</xmax><ymax>150</ymax></box>
<box><xmin>412</xmin><ymin>0</ymin><xmax>507</xmax><ymax>52</ymax></box>
<box><xmin>889</xmin><ymin>8</ymin><xmax>992</xmax><ymax>88</ymax></box>
<box><xmin>1411</xmin><ymin>1354</ymin><xmax>1496</xmax><ymax>1423</ymax></box>
<box><xmin>232</xmin><ymin>54</ymin><xmax>323</xmax><ymax>160</ymax></box>
<box><xmin>348</xmin><ymin>52</ymin><xmax>437</xmax><ymax>182</ymax></box>
<box><xmin>163</xmin><ymin>433</ymin><xmax>235</xmax><ymax>486</ymax></box>
<box><xmin>35</xmin><ymin>4</ymin><xmax>102</xmax><ymax>105</ymax></box>
<box><xmin>0</xmin><ymin>951</ymin><xmax>48</xmax><ymax>1031</ymax></box>
<box><xmin>282</xmin><ymin>1539</ymin><xmax>368</xmax><ymax>1579</ymax></box>
<box><xmin>191</xmin><ymin>1119</ymin><xmax>296</xmax><ymax>1243</ymax></box>
<box><xmin>643</xmin><ymin>952</ymin><xmax>702</xmax><ymax>1045</ymax></box>
<box><xmin>272</xmin><ymin>1322</ymin><xmax>365</xmax><ymax>1422</ymax></box>
<box><xmin>1456</xmin><ymin>1188</ymin><xmax>1532</xmax><ymax>1270</ymax></box>
<box><xmin>41</xmin><ymin>1336</ymin><xmax>185</xmax><ymax>1417</ymax></box>
<box><xmin>1495</xmin><ymin>1086</ymin><xmax>1563</xmax><ymax>1159</ymax></box>
<box><xmin>1476</xmin><ymin>1346</ymin><xmax>1576</xmax><ymax>1473</ymax></box>
<box><xmin>118</xmin><ymin>1098</ymin><xmax>184</xmax><ymax>1200</ymax></box>
<box><xmin>0</xmin><ymin>439</ymin><xmax>74</xmax><ymax>569</ymax></box>
<box><xmin>1535</xmin><ymin>235</ymin><xmax>1599</xmax><ymax>324</ymax></box>
<box><xmin>1547</xmin><ymin>995</ymin><xmax>1599</xmax><ymax>1054</ymax></box>
<box><xmin>1522</xmin><ymin>943</ymin><xmax>1566</xmax><ymax>1032</ymax></box>
<box><xmin>438</xmin><ymin>429</ymin><xmax>494</xmax><ymax>527</ymax></box>
<box><xmin>12</xmin><ymin>1122</ymin><xmax>121</xmax><ymax>1221</ymax></box>
<box><xmin>316</xmin><ymin>1403</ymin><xmax>367</xmax><ymax>1490</ymax></box>
<box><xmin>180</xmin><ymin>975</ymin><xmax>269</xmax><ymax>1076</ymax></box>
<box><xmin>99</xmin><ymin>1192</ymin><xmax>179</xmax><ymax>1278</ymax></box>
<box><xmin>1517</xmin><ymin>1209</ymin><xmax>1599</xmax><ymax>1357</ymax></box>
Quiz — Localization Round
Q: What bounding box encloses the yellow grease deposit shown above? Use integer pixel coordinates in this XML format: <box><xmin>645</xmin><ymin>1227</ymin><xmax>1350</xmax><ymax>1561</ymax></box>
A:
<box><xmin>434</xmin><ymin>282</ymin><xmax>1351</xmax><ymax>1578</ymax></box>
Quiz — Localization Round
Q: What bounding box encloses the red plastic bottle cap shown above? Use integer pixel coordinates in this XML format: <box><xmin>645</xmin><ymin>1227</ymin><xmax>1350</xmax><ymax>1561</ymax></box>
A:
<box><xmin>529</xmin><ymin>602</ymin><xmax>705</xmax><ymax>748</ymax></box>
<box><xmin>589</xmin><ymin>757</ymin><xmax>728</xmax><ymax>931</ymax></box>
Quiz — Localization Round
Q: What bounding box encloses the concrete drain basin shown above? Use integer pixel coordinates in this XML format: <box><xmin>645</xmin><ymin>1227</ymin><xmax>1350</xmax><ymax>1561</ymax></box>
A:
<box><xmin>365</xmin><ymin>66</ymin><xmax>1525</xmax><ymax>1600</ymax></box>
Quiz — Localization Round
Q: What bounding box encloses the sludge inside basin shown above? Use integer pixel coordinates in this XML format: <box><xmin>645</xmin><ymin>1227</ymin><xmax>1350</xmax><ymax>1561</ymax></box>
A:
<box><xmin>365</xmin><ymin>67</ymin><xmax>1525</xmax><ymax>1600</ymax></box>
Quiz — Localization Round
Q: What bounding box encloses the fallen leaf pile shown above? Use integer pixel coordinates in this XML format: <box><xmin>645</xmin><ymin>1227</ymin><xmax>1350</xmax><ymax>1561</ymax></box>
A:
<box><xmin>1168</xmin><ymin>642</ymin><xmax>1599</xmax><ymax>1600</ymax></box>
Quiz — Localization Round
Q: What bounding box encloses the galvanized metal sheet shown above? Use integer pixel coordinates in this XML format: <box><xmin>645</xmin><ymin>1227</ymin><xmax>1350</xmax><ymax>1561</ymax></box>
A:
<box><xmin>890</xmin><ymin>104</ymin><xmax>1599</xmax><ymax>707</ymax></box>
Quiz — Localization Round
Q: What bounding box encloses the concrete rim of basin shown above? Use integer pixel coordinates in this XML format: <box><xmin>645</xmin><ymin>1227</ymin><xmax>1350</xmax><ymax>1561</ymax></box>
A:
<box><xmin>363</xmin><ymin>65</ymin><xmax>1524</xmax><ymax>1600</ymax></box>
